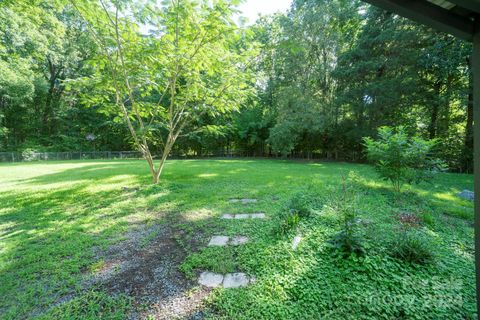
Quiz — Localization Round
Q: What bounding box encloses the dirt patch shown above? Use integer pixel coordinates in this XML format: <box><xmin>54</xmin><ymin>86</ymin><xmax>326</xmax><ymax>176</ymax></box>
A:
<box><xmin>85</xmin><ymin>222</ymin><xmax>209</xmax><ymax>319</ymax></box>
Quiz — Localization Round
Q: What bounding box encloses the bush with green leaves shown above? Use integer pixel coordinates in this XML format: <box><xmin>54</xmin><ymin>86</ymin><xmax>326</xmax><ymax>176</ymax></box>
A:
<box><xmin>275</xmin><ymin>189</ymin><xmax>318</xmax><ymax>235</ymax></box>
<box><xmin>287</xmin><ymin>190</ymin><xmax>315</xmax><ymax>218</ymax></box>
<box><xmin>364</xmin><ymin>126</ymin><xmax>444</xmax><ymax>192</ymax></box>
<box><xmin>276</xmin><ymin>211</ymin><xmax>301</xmax><ymax>235</ymax></box>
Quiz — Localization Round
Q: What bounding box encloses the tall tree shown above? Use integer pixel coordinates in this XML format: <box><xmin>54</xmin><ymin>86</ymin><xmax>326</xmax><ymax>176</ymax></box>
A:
<box><xmin>71</xmin><ymin>0</ymin><xmax>256</xmax><ymax>183</ymax></box>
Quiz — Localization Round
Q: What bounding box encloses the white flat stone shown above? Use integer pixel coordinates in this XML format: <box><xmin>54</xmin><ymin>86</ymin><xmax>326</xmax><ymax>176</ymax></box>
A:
<box><xmin>291</xmin><ymin>235</ymin><xmax>302</xmax><ymax>250</ymax></box>
<box><xmin>235</xmin><ymin>214</ymin><xmax>251</xmax><ymax>219</ymax></box>
<box><xmin>230</xmin><ymin>236</ymin><xmax>249</xmax><ymax>246</ymax></box>
<box><xmin>208</xmin><ymin>236</ymin><xmax>229</xmax><ymax>247</ymax></box>
<box><xmin>221</xmin><ymin>214</ymin><xmax>235</xmax><ymax>219</ymax></box>
<box><xmin>251</xmin><ymin>213</ymin><xmax>266</xmax><ymax>219</ymax></box>
<box><xmin>198</xmin><ymin>272</ymin><xmax>223</xmax><ymax>288</ymax></box>
<box><xmin>229</xmin><ymin>198</ymin><xmax>258</xmax><ymax>204</ymax></box>
<box><xmin>223</xmin><ymin>273</ymin><xmax>249</xmax><ymax>288</ymax></box>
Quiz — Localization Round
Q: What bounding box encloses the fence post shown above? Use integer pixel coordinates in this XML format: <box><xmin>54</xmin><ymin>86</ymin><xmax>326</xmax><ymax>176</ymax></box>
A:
<box><xmin>11</xmin><ymin>152</ymin><xmax>15</xmax><ymax>162</ymax></box>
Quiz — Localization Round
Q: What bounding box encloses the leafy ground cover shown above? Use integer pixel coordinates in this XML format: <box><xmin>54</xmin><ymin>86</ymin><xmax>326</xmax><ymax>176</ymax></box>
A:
<box><xmin>0</xmin><ymin>159</ymin><xmax>475</xmax><ymax>319</ymax></box>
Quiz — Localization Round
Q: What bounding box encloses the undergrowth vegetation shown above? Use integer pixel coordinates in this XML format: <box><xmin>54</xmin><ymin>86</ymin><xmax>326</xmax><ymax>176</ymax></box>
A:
<box><xmin>364</xmin><ymin>126</ymin><xmax>445</xmax><ymax>192</ymax></box>
<box><xmin>0</xmin><ymin>159</ymin><xmax>475</xmax><ymax>319</ymax></box>
<box><xmin>327</xmin><ymin>174</ymin><xmax>365</xmax><ymax>257</ymax></box>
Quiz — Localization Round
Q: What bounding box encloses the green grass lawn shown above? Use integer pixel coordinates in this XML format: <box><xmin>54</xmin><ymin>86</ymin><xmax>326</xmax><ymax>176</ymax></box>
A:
<box><xmin>0</xmin><ymin>159</ymin><xmax>475</xmax><ymax>319</ymax></box>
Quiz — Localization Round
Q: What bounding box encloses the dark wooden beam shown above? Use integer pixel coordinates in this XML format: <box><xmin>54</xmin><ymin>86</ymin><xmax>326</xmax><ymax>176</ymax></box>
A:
<box><xmin>448</xmin><ymin>0</ymin><xmax>480</xmax><ymax>14</ymax></box>
<box><xmin>473</xmin><ymin>19</ymin><xmax>480</xmax><ymax>318</ymax></box>
<box><xmin>363</xmin><ymin>0</ymin><xmax>475</xmax><ymax>41</ymax></box>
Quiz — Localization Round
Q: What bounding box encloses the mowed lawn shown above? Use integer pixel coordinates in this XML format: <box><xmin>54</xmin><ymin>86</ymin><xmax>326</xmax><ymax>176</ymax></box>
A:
<box><xmin>0</xmin><ymin>159</ymin><xmax>476</xmax><ymax>319</ymax></box>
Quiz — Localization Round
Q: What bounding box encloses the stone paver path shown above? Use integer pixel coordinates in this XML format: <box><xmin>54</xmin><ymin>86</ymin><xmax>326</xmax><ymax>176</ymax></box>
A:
<box><xmin>198</xmin><ymin>272</ymin><xmax>224</xmax><ymax>288</ymax></box>
<box><xmin>229</xmin><ymin>198</ymin><xmax>258</xmax><ymax>204</ymax></box>
<box><xmin>207</xmin><ymin>235</ymin><xmax>249</xmax><ymax>247</ymax></box>
<box><xmin>208</xmin><ymin>236</ymin><xmax>229</xmax><ymax>247</ymax></box>
<box><xmin>223</xmin><ymin>273</ymin><xmax>250</xmax><ymax>288</ymax></box>
<box><xmin>198</xmin><ymin>272</ymin><xmax>255</xmax><ymax>288</ymax></box>
<box><xmin>235</xmin><ymin>213</ymin><xmax>251</xmax><ymax>219</ymax></box>
<box><xmin>198</xmin><ymin>198</ymin><xmax>265</xmax><ymax>289</ymax></box>
<box><xmin>221</xmin><ymin>213</ymin><xmax>266</xmax><ymax>220</ymax></box>
<box><xmin>230</xmin><ymin>236</ymin><xmax>249</xmax><ymax>246</ymax></box>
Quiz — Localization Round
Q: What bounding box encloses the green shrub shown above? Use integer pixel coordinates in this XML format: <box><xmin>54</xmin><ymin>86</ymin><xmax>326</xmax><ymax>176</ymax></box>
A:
<box><xmin>390</xmin><ymin>230</ymin><xmax>435</xmax><ymax>265</ymax></box>
<box><xmin>275</xmin><ymin>189</ymin><xmax>318</xmax><ymax>236</ymax></box>
<box><xmin>287</xmin><ymin>190</ymin><xmax>315</xmax><ymax>218</ymax></box>
<box><xmin>364</xmin><ymin>126</ymin><xmax>444</xmax><ymax>192</ymax></box>
<box><xmin>328</xmin><ymin>175</ymin><xmax>364</xmax><ymax>257</ymax></box>
<box><xmin>276</xmin><ymin>211</ymin><xmax>301</xmax><ymax>235</ymax></box>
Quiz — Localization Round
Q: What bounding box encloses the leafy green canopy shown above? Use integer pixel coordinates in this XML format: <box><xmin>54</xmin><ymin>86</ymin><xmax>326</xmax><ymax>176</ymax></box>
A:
<box><xmin>0</xmin><ymin>1</ymin><xmax>114</xmax><ymax>151</ymax></box>
<box><xmin>69</xmin><ymin>0</ymin><xmax>257</xmax><ymax>182</ymax></box>
<box><xmin>364</xmin><ymin>126</ymin><xmax>444</xmax><ymax>192</ymax></box>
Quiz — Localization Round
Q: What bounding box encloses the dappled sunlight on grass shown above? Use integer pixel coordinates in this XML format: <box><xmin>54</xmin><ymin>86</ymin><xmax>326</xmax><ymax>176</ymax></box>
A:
<box><xmin>432</xmin><ymin>191</ymin><xmax>458</xmax><ymax>202</ymax></box>
<box><xmin>182</xmin><ymin>208</ymin><xmax>216</xmax><ymax>222</ymax></box>
<box><xmin>0</xmin><ymin>159</ymin><xmax>475</xmax><ymax>319</ymax></box>
<box><xmin>197</xmin><ymin>173</ymin><xmax>219</xmax><ymax>178</ymax></box>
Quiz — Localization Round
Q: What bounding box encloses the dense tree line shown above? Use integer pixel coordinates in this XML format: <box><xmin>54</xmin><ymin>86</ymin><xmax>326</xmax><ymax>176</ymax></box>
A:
<box><xmin>0</xmin><ymin>1</ymin><xmax>129</xmax><ymax>152</ymax></box>
<box><xmin>243</xmin><ymin>0</ymin><xmax>472</xmax><ymax>171</ymax></box>
<box><xmin>0</xmin><ymin>0</ymin><xmax>473</xmax><ymax>172</ymax></box>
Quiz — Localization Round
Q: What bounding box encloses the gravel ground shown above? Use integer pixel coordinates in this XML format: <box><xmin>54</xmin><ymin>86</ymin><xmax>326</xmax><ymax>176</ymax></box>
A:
<box><xmin>85</xmin><ymin>222</ymin><xmax>209</xmax><ymax>319</ymax></box>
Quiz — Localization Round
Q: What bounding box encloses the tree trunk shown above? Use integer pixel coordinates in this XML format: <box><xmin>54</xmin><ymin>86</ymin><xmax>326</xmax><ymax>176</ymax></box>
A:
<box><xmin>153</xmin><ymin>136</ymin><xmax>175</xmax><ymax>183</ymax></box>
<box><xmin>43</xmin><ymin>57</ymin><xmax>62</xmax><ymax>136</ymax></box>
<box><xmin>428</xmin><ymin>81</ymin><xmax>441</xmax><ymax>139</ymax></box>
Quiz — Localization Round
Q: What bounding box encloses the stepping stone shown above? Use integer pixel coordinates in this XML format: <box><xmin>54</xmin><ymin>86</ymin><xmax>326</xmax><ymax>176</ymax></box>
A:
<box><xmin>122</xmin><ymin>186</ymin><xmax>139</xmax><ymax>192</ymax></box>
<box><xmin>229</xmin><ymin>198</ymin><xmax>258</xmax><ymax>204</ymax></box>
<box><xmin>208</xmin><ymin>236</ymin><xmax>229</xmax><ymax>247</ymax></box>
<box><xmin>458</xmin><ymin>190</ymin><xmax>474</xmax><ymax>201</ymax></box>
<box><xmin>223</xmin><ymin>273</ymin><xmax>250</xmax><ymax>288</ymax></box>
<box><xmin>230</xmin><ymin>236</ymin><xmax>249</xmax><ymax>246</ymax></box>
<box><xmin>291</xmin><ymin>235</ymin><xmax>302</xmax><ymax>250</ymax></box>
<box><xmin>235</xmin><ymin>214</ymin><xmax>251</xmax><ymax>219</ymax></box>
<box><xmin>198</xmin><ymin>272</ymin><xmax>223</xmax><ymax>288</ymax></box>
<box><xmin>221</xmin><ymin>213</ymin><xmax>266</xmax><ymax>220</ymax></box>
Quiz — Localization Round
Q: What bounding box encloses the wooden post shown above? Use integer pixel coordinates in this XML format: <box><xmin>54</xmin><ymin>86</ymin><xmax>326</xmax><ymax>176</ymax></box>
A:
<box><xmin>473</xmin><ymin>20</ymin><xmax>480</xmax><ymax>317</ymax></box>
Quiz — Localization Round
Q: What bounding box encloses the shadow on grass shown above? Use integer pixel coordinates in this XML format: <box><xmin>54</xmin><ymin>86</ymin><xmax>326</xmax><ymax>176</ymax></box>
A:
<box><xmin>0</xmin><ymin>159</ymin><xmax>291</xmax><ymax>318</ymax></box>
<box><xmin>0</xmin><ymin>159</ymin><xmax>475</xmax><ymax>319</ymax></box>
<box><xmin>354</xmin><ymin>175</ymin><xmax>474</xmax><ymax>221</ymax></box>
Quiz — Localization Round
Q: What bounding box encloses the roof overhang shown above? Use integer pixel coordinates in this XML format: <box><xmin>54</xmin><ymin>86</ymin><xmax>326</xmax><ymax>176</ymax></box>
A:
<box><xmin>363</xmin><ymin>0</ymin><xmax>480</xmax><ymax>41</ymax></box>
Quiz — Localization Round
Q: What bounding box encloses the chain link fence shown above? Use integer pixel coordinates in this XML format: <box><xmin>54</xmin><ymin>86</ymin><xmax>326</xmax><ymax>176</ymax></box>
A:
<box><xmin>0</xmin><ymin>151</ymin><xmax>143</xmax><ymax>162</ymax></box>
<box><xmin>0</xmin><ymin>149</ymin><xmax>360</xmax><ymax>163</ymax></box>
<box><xmin>0</xmin><ymin>150</ymin><xmax>249</xmax><ymax>162</ymax></box>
